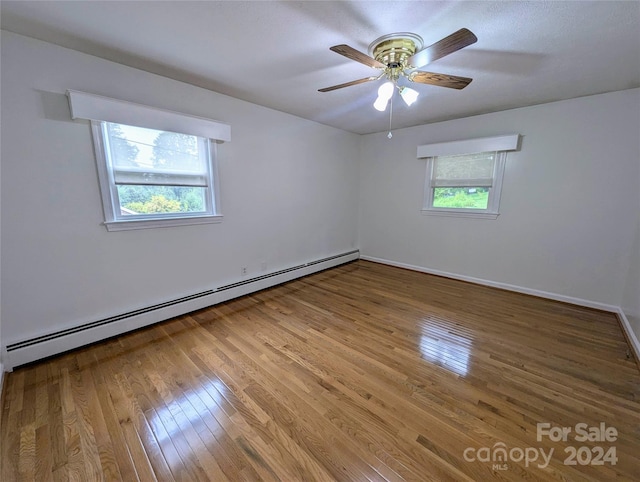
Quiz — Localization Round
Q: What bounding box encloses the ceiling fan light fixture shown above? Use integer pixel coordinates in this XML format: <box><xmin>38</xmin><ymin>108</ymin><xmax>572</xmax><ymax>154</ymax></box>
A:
<box><xmin>377</xmin><ymin>81</ymin><xmax>395</xmax><ymax>101</ymax></box>
<box><xmin>399</xmin><ymin>86</ymin><xmax>419</xmax><ymax>106</ymax></box>
<box><xmin>373</xmin><ymin>96</ymin><xmax>389</xmax><ymax>112</ymax></box>
<box><xmin>373</xmin><ymin>80</ymin><xmax>395</xmax><ymax>111</ymax></box>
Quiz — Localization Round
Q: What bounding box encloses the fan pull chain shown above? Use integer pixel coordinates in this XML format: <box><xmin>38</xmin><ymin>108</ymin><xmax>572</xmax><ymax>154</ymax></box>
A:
<box><xmin>387</xmin><ymin>95</ymin><xmax>393</xmax><ymax>139</ymax></box>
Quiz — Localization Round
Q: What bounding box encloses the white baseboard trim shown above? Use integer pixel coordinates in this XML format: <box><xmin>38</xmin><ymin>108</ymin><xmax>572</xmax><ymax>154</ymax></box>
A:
<box><xmin>5</xmin><ymin>250</ymin><xmax>359</xmax><ymax>370</ymax></box>
<box><xmin>615</xmin><ymin>308</ymin><xmax>640</xmax><ymax>365</ymax></box>
<box><xmin>360</xmin><ymin>255</ymin><xmax>620</xmax><ymax>313</ymax></box>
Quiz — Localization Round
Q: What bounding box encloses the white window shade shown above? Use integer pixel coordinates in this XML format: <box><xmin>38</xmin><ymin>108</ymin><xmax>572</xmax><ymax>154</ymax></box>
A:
<box><xmin>67</xmin><ymin>90</ymin><xmax>231</xmax><ymax>142</ymax></box>
<box><xmin>432</xmin><ymin>152</ymin><xmax>496</xmax><ymax>187</ymax></box>
<box><xmin>104</xmin><ymin>123</ymin><xmax>210</xmax><ymax>187</ymax></box>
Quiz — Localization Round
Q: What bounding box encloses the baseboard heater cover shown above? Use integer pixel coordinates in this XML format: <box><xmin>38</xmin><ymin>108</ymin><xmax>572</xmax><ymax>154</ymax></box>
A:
<box><xmin>6</xmin><ymin>290</ymin><xmax>216</xmax><ymax>352</ymax></box>
<box><xmin>5</xmin><ymin>249</ymin><xmax>359</xmax><ymax>370</ymax></box>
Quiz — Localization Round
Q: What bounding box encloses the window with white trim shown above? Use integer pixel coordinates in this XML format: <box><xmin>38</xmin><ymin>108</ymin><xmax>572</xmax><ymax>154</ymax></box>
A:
<box><xmin>417</xmin><ymin>135</ymin><xmax>519</xmax><ymax>219</ymax></box>
<box><xmin>67</xmin><ymin>90</ymin><xmax>230</xmax><ymax>231</ymax></box>
<box><xmin>424</xmin><ymin>151</ymin><xmax>506</xmax><ymax>217</ymax></box>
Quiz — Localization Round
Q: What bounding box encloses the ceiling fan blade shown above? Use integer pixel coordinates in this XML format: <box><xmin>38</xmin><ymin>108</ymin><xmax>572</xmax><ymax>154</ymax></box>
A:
<box><xmin>318</xmin><ymin>77</ymin><xmax>378</xmax><ymax>92</ymax></box>
<box><xmin>409</xmin><ymin>71</ymin><xmax>473</xmax><ymax>90</ymax></box>
<box><xmin>407</xmin><ymin>28</ymin><xmax>477</xmax><ymax>69</ymax></box>
<box><xmin>330</xmin><ymin>44</ymin><xmax>386</xmax><ymax>69</ymax></box>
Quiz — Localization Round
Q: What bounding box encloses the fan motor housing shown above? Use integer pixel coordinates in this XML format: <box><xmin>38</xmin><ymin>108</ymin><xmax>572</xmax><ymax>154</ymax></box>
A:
<box><xmin>369</xmin><ymin>33</ymin><xmax>423</xmax><ymax>68</ymax></box>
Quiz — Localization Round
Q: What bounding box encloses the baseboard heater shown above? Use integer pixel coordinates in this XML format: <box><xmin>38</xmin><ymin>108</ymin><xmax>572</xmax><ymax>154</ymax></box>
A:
<box><xmin>5</xmin><ymin>249</ymin><xmax>360</xmax><ymax>370</ymax></box>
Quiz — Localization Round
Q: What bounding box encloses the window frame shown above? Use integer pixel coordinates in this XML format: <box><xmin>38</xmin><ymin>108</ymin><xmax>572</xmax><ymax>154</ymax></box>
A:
<box><xmin>91</xmin><ymin>121</ymin><xmax>223</xmax><ymax>231</ymax></box>
<box><xmin>422</xmin><ymin>151</ymin><xmax>507</xmax><ymax>219</ymax></box>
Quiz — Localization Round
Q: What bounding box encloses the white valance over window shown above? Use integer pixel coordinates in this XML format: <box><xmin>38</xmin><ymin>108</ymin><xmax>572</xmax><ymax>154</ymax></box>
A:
<box><xmin>417</xmin><ymin>134</ymin><xmax>519</xmax><ymax>158</ymax></box>
<box><xmin>67</xmin><ymin>90</ymin><xmax>231</xmax><ymax>142</ymax></box>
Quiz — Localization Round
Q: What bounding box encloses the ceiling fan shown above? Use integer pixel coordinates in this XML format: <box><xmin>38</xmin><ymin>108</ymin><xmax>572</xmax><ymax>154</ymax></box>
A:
<box><xmin>319</xmin><ymin>28</ymin><xmax>477</xmax><ymax>111</ymax></box>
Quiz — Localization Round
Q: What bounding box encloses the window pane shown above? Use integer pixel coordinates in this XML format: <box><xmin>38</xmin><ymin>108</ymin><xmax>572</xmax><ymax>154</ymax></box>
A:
<box><xmin>117</xmin><ymin>185</ymin><xmax>206</xmax><ymax>215</ymax></box>
<box><xmin>432</xmin><ymin>187</ymin><xmax>489</xmax><ymax>209</ymax></box>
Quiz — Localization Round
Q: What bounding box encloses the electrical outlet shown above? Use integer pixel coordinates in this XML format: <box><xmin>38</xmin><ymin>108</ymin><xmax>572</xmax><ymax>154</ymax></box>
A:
<box><xmin>241</xmin><ymin>267</ymin><xmax>247</xmax><ymax>276</ymax></box>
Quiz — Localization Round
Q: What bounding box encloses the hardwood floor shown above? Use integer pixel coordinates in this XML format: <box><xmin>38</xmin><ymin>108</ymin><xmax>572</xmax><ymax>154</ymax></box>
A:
<box><xmin>2</xmin><ymin>260</ymin><xmax>639</xmax><ymax>481</ymax></box>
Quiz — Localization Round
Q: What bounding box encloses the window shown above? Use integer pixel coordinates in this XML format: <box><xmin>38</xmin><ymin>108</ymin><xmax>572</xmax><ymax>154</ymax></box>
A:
<box><xmin>417</xmin><ymin>135</ymin><xmax>519</xmax><ymax>219</ymax></box>
<box><xmin>424</xmin><ymin>151</ymin><xmax>506</xmax><ymax>217</ymax></box>
<box><xmin>93</xmin><ymin>121</ymin><xmax>220</xmax><ymax>229</ymax></box>
<box><xmin>67</xmin><ymin>90</ymin><xmax>230</xmax><ymax>231</ymax></box>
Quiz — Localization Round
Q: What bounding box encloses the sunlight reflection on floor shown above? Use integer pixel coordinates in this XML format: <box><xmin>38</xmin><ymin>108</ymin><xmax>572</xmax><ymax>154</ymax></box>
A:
<box><xmin>419</xmin><ymin>321</ymin><xmax>472</xmax><ymax>376</ymax></box>
<box><xmin>148</xmin><ymin>377</ymin><xmax>230</xmax><ymax>449</ymax></box>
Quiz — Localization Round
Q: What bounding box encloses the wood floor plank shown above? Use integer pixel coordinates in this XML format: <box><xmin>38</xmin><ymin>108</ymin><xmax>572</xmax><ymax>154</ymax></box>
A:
<box><xmin>47</xmin><ymin>380</ymin><xmax>70</xmax><ymax>482</ymax></box>
<box><xmin>91</xmin><ymin>350</ymin><xmax>141</xmax><ymax>482</ymax></box>
<box><xmin>116</xmin><ymin>368</ymin><xmax>177</xmax><ymax>482</ymax></box>
<box><xmin>77</xmin><ymin>356</ymin><xmax>123</xmax><ymax>481</ymax></box>
<box><xmin>2</xmin><ymin>372</ymin><xmax>22</xmax><ymax>480</ymax></box>
<box><xmin>2</xmin><ymin>260</ymin><xmax>639</xmax><ymax>481</ymax></box>
<box><xmin>59</xmin><ymin>367</ymin><xmax>88</xmax><ymax>481</ymax></box>
<box><xmin>18</xmin><ymin>423</ymin><xmax>36</xmax><ymax>480</ymax></box>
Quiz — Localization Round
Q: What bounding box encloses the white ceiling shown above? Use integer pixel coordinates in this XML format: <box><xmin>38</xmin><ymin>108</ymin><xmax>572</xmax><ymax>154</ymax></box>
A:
<box><xmin>2</xmin><ymin>1</ymin><xmax>639</xmax><ymax>135</ymax></box>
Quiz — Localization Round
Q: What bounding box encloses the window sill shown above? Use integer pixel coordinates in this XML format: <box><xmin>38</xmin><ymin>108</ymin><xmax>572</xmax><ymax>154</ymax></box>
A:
<box><xmin>421</xmin><ymin>209</ymin><xmax>499</xmax><ymax>220</ymax></box>
<box><xmin>104</xmin><ymin>214</ymin><xmax>223</xmax><ymax>231</ymax></box>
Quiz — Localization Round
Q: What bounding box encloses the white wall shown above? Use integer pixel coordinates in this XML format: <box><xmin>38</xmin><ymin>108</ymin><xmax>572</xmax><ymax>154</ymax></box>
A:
<box><xmin>359</xmin><ymin>89</ymin><xmax>640</xmax><ymax>307</ymax></box>
<box><xmin>621</xmin><ymin>217</ymin><xmax>640</xmax><ymax>347</ymax></box>
<box><xmin>1</xmin><ymin>95</ymin><xmax>3</xmax><ymax>382</ymax></box>
<box><xmin>0</xmin><ymin>31</ymin><xmax>360</xmax><ymax>348</ymax></box>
